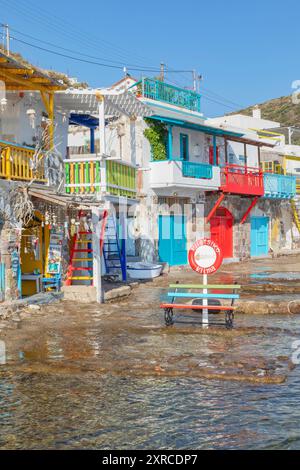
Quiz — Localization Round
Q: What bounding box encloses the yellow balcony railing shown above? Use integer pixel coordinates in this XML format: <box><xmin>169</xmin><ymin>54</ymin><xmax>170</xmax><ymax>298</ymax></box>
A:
<box><xmin>0</xmin><ymin>140</ymin><xmax>46</xmax><ymax>183</ymax></box>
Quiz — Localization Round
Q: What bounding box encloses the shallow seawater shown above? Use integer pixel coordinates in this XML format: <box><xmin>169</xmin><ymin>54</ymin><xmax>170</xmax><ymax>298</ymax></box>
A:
<box><xmin>0</xmin><ymin>289</ymin><xmax>300</xmax><ymax>450</ymax></box>
<box><xmin>251</xmin><ymin>272</ymin><xmax>300</xmax><ymax>281</ymax></box>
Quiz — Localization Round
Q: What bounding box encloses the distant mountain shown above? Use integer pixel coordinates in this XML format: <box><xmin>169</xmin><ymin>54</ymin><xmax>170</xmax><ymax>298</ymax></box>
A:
<box><xmin>231</xmin><ymin>95</ymin><xmax>300</xmax><ymax>128</ymax></box>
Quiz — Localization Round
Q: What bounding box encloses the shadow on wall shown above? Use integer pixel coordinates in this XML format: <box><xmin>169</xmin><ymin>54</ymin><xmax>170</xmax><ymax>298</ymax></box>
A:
<box><xmin>45</xmin><ymin>151</ymin><xmax>64</xmax><ymax>188</ymax></box>
<box><xmin>138</xmin><ymin>238</ymin><xmax>156</xmax><ymax>263</ymax></box>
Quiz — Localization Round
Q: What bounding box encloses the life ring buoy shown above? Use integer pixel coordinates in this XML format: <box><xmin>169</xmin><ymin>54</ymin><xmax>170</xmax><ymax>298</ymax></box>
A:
<box><xmin>188</xmin><ymin>238</ymin><xmax>223</xmax><ymax>275</ymax></box>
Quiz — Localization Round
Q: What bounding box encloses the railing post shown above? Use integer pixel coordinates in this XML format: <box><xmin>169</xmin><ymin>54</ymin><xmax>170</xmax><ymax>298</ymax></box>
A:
<box><xmin>101</xmin><ymin>160</ymin><xmax>107</xmax><ymax>194</ymax></box>
<box><xmin>5</xmin><ymin>147</ymin><xmax>11</xmax><ymax>179</ymax></box>
<box><xmin>142</xmin><ymin>77</ymin><xmax>145</xmax><ymax>98</ymax></box>
<box><xmin>213</xmin><ymin>136</ymin><xmax>217</xmax><ymax>165</ymax></box>
<box><xmin>168</xmin><ymin>126</ymin><xmax>173</xmax><ymax>160</ymax></box>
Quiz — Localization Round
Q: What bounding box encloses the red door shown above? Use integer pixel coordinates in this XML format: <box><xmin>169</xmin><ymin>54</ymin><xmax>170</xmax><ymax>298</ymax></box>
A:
<box><xmin>210</xmin><ymin>207</ymin><xmax>233</xmax><ymax>258</ymax></box>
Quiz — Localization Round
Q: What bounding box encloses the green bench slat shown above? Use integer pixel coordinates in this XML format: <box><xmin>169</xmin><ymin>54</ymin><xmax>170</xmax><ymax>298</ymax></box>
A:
<box><xmin>168</xmin><ymin>292</ymin><xmax>240</xmax><ymax>300</ymax></box>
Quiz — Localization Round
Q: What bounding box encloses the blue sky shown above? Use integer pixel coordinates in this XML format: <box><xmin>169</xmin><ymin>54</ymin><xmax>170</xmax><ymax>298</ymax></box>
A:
<box><xmin>0</xmin><ymin>0</ymin><xmax>299</xmax><ymax>116</ymax></box>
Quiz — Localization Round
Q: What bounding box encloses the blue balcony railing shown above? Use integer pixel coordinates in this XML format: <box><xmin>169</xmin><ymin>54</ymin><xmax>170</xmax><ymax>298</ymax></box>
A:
<box><xmin>182</xmin><ymin>161</ymin><xmax>212</xmax><ymax>179</ymax></box>
<box><xmin>133</xmin><ymin>78</ymin><xmax>201</xmax><ymax>113</ymax></box>
<box><xmin>264</xmin><ymin>173</ymin><xmax>296</xmax><ymax>199</ymax></box>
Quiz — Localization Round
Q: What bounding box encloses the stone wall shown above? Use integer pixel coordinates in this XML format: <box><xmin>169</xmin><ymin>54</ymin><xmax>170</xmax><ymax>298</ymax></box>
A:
<box><xmin>205</xmin><ymin>194</ymin><xmax>297</xmax><ymax>259</ymax></box>
<box><xmin>0</xmin><ymin>222</ymin><xmax>21</xmax><ymax>301</ymax></box>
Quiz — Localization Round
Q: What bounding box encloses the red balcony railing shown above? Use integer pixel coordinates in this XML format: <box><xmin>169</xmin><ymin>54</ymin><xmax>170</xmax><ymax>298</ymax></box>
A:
<box><xmin>220</xmin><ymin>164</ymin><xmax>264</xmax><ymax>196</ymax></box>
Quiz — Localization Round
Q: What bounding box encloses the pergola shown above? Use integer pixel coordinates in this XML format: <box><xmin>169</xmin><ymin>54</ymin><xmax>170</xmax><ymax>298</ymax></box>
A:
<box><xmin>0</xmin><ymin>51</ymin><xmax>66</xmax><ymax>148</ymax></box>
<box><xmin>55</xmin><ymin>88</ymin><xmax>153</xmax><ymax>155</ymax></box>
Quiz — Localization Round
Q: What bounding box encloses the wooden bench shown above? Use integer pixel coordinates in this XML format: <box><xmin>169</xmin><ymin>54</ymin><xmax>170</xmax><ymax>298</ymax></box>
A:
<box><xmin>160</xmin><ymin>283</ymin><xmax>240</xmax><ymax>328</ymax></box>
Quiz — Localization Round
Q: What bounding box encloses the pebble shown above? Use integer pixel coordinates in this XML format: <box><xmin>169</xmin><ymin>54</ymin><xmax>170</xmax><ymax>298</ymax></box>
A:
<box><xmin>27</xmin><ymin>304</ymin><xmax>41</xmax><ymax>311</ymax></box>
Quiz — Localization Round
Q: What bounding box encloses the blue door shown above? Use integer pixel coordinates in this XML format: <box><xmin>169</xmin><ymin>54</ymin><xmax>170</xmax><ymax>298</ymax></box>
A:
<box><xmin>158</xmin><ymin>215</ymin><xmax>187</xmax><ymax>266</ymax></box>
<box><xmin>180</xmin><ymin>134</ymin><xmax>189</xmax><ymax>161</ymax></box>
<box><xmin>251</xmin><ymin>217</ymin><xmax>269</xmax><ymax>257</ymax></box>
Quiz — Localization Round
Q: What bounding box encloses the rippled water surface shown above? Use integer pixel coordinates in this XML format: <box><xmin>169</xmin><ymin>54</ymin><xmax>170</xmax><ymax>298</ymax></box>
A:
<box><xmin>0</xmin><ymin>283</ymin><xmax>300</xmax><ymax>450</ymax></box>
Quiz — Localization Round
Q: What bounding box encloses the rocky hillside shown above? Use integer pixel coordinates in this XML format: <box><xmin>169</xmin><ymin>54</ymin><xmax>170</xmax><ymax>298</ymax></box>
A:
<box><xmin>232</xmin><ymin>94</ymin><xmax>300</xmax><ymax>128</ymax></box>
<box><xmin>0</xmin><ymin>47</ymin><xmax>89</xmax><ymax>89</ymax></box>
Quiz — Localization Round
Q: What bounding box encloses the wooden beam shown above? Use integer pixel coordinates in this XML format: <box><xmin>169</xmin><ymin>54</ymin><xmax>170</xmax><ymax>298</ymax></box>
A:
<box><xmin>240</xmin><ymin>196</ymin><xmax>259</xmax><ymax>224</ymax></box>
<box><xmin>40</xmin><ymin>91</ymin><xmax>50</xmax><ymax>114</ymax></box>
<box><xmin>0</xmin><ymin>70</ymin><xmax>63</xmax><ymax>92</ymax></box>
<box><xmin>244</xmin><ymin>143</ymin><xmax>248</xmax><ymax>167</ymax></box>
<box><xmin>0</xmin><ymin>70</ymin><xmax>49</xmax><ymax>92</ymax></box>
<box><xmin>0</xmin><ymin>68</ymin><xmax>33</xmax><ymax>75</ymax></box>
<box><xmin>30</xmin><ymin>77</ymin><xmax>53</xmax><ymax>83</ymax></box>
<box><xmin>206</xmin><ymin>193</ymin><xmax>225</xmax><ymax>223</ymax></box>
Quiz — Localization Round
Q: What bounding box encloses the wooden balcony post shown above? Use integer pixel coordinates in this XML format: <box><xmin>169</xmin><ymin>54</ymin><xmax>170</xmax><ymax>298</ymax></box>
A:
<box><xmin>49</xmin><ymin>93</ymin><xmax>54</xmax><ymax>149</ymax></box>
<box><xmin>100</xmin><ymin>159</ymin><xmax>107</xmax><ymax>194</ymax></box>
<box><xmin>168</xmin><ymin>126</ymin><xmax>173</xmax><ymax>160</ymax></box>
<box><xmin>90</xmin><ymin>128</ymin><xmax>95</xmax><ymax>154</ymax></box>
<box><xmin>5</xmin><ymin>147</ymin><xmax>11</xmax><ymax>179</ymax></box>
<box><xmin>92</xmin><ymin>206</ymin><xmax>104</xmax><ymax>304</ymax></box>
<box><xmin>213</xmin><ymin>136</ymin><xmax>217</xmax><ymax>165</ymax></box>
<box><xmin>97</xmin><ymin>94</ymin><xmax>106</xmax><ymax>156</ymax></box>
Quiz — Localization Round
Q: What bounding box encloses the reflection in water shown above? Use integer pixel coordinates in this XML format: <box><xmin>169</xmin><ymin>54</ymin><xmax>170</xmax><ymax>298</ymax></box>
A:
<box><xmin>0</xmin><ymin>286</ymin><xmax>300</xmax><ymax>450</ymax></box>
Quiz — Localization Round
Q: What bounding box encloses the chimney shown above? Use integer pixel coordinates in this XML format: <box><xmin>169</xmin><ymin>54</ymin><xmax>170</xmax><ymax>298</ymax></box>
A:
<box><xmin>252</xmin><ymin>105</ymin><xmax>261</xmax><ymax>119</ymax></box>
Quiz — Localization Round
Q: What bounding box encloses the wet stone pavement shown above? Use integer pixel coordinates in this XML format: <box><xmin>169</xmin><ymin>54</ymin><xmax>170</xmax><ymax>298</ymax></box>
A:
<box><xmin>0</xmin><ymin>255</ymin><xmax>300</xmax><ymax>449</ymax></box>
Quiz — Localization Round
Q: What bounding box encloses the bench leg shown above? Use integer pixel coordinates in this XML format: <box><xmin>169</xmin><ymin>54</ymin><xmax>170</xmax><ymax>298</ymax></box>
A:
<box><xmin>225</xmin><ymin>311</ymin><xmax>234</xmax><ymax>329</ymax></box>
<box><xmin>164</xmin><ymin>308</ymin><xmax>174</xmax><ymax>327</ymax></box>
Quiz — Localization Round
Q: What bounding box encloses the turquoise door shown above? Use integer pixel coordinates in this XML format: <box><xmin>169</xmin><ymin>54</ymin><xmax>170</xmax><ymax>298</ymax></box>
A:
<box><xmin>251</xmin><ymin>217</ymin><xmax>269</xmax><ymax>257</ymax></box>
<box><xmin>180</xmin><ymin>134</ymin><xmax>189</xmax><ymax>161</ymax></box>
<box><xmin>158</xmin><ymin>215</ymin><xmax>187</xmax><ymax>266</ymax></box>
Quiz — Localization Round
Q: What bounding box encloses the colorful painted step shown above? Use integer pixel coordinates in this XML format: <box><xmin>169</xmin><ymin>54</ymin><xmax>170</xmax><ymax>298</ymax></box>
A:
<box><xmin>70</xmin><ymin>267</ymin><xmax>93</xmax><ymax>271</ymax></box>
<box><xmin>72</xmin><ymin>258</ymin><xmax>93</xmax><ymax>262</ymax></box>
<box><xmin>70</xmin><ymin>276</ymin><xmax>94</xmax><ymax>281</ymax></box>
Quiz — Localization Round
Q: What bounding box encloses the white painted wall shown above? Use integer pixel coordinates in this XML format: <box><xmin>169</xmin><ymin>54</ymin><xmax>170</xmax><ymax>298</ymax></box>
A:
<box><xmin>0</xmin><ymin>91</ymin><xmax>68</xmax><ymax>158</ymax></box>
<box><xmin>150</xmin><ymin>160</ymin><xmax>220</xmax><ymax>192</ymax></box>
<box><xmin>208</xmin><ymin>114</ymin><xmax>281</xmax><ymax>131</ymax></box>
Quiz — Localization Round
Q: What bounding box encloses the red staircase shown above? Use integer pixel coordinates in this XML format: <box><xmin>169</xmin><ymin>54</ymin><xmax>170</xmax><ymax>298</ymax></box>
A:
<box><xmin>65</xmin><ymin>210</ymin><xmax>110</xmax><ymax>286</ymax></box>
<box><xmin>66</xmin><ymin>230</ymin><xmax>93</xmax><ymax>285</ymax></box>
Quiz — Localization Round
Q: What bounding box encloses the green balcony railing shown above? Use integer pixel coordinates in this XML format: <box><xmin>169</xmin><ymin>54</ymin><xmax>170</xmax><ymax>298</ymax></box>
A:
<box><xmin>133</xmin><ymin>78</ymin><xmax>201</xmax><ymax>113</ymax></box>
<box><xmin>64</xmin><ymin>158</ymin><xmax>137</xmax><ymax>198</ymax></box>
<box><xmin>106</xmin><ymin>160</ymin><xmax>137</xmax><ymax>198</ymax></box>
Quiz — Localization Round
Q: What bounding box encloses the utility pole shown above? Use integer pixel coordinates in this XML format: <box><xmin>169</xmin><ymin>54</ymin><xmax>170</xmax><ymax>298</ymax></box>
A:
<box><xmin>193</xmin><ymin>70</ymin><xmax>197</xmax><ymax>92</ymax></box>
<box><xmin>197</xmin><ymin>74</ymin><xmax>203</xmax><ymax>94</ymax></box>
<box><xmin>4</xmin><ymin>24</ymin><xmax>9</xmax><ymax>56</ymax></box>
<box><xmin>288</xmin><ymin>126</ymin><xmax>293</xmax><ymax>145</ymax></box>
<box><xmin>160</xmin><ymin>62</ymin><xmax>165</xmax><ymax>82</ymax></box>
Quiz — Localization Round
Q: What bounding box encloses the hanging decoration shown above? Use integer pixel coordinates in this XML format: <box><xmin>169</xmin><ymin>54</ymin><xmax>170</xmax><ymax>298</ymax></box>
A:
<box><xmin>26</xmin><ymin>108</ymin><xmax>36</xmax><ymax>129</ymax></box>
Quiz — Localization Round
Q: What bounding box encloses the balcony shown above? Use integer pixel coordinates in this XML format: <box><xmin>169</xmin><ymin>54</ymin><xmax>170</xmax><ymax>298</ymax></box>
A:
<box><xmin>150</xmin><ymin>160</ymin><xmax>220</xmax><ymax>191</ymax></box>
<box><xmin>64</xmin><ymin>157</ymin><xmax>137</xmax><ymax>198</ymax></box>
<box><xmin>220</xmin><ymin>164</ymin><xmax>264</xmax><ymax>196</ymax></box>
<box><xmin>264</xmin><ymin>173</ymin><xmax>296</xmax><ymax>199</ymax></box>
<box><xmin>0</xmin><ymin>140</ymin><xmax>46</xmax><ymax>183</ymax></box>
<box><xmin>133</xmin><ymin>78</ymin><xmax>201</xmax><ymax>113</ymax></box>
